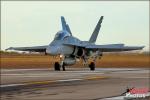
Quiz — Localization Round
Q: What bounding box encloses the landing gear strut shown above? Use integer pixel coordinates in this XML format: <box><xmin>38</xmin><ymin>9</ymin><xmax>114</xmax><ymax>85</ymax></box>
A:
<box><xmin>82</xmin><ymin>56</ymin><xmax>95</xmax><ymax>71</ymax></box>
<box><xmin>89</xmin><ymin>62</ymin><xmax>95</xmax><ymax>71</ymax></box>
<box><xmin>62</xmin><ymin>63</ymin><xmax>66</xmax><ymax>71</ymax></box>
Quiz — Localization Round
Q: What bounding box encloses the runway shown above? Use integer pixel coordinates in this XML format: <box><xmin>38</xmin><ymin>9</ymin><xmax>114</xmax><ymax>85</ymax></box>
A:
<box><xmin>1</xmin><ymin>68</ymin><xmax>149</xmax><ymax>100</ymax></box>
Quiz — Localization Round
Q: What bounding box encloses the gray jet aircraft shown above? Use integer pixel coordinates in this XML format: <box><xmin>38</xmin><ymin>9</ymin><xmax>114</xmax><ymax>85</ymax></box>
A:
<box><xmin>6</xmin><ymin>16</ymin><xmax>144</xmax><ymax>71</ymax></box>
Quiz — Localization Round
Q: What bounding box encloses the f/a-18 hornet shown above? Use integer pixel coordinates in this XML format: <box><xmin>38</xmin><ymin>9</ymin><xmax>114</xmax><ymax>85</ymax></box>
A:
<box><xmin>7</xmin><ymin>16</ymin><xmax>144</xmax><ymax>71</ymax></box>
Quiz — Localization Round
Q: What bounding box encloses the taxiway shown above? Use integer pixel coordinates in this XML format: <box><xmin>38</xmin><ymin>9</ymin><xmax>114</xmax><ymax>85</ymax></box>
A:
<box><xmin>1</xmin><ymin>68</ymin><xmax>149</xmax><ymax>100</ymax></box>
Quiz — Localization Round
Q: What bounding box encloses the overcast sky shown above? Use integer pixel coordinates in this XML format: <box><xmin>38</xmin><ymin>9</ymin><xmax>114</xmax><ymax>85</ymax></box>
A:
<box><xmin>1</xmin><ymin>1</ymin><xmax>149</xmax><ymax>51</ymax></box>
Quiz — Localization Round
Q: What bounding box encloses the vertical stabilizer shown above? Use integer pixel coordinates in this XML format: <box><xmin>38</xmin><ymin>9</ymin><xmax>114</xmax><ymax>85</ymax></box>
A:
<box><xmin>61</xmin><ymin>16</ymin><xmax>72</xmax><ymax>36</ymax></box>
<box><xmin>61</xmin><ymin>16</ymin><xmax>67</xmax><ymax>31</ymax></box>
<box><xmin>66</xmin><ymin>24</ymin><xmax>72</xmax><ymax>35</ymax></box>
<box><xmin>89</xmin><ymin>16</ymin><xmax>103</xmax><ymax>43</ymax></box>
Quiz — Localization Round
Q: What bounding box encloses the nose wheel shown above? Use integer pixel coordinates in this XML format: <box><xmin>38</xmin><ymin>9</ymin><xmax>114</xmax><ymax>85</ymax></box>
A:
<box><xmin>54</xmin><ymin>62</ymin><xmax>66</xmax><ymax>71</ymax></box>
<box><xmin>54</xmin><ymin>62</ymin><xmax>60</xmax><ymax>71</ymax></box>
<box><xmin>89</xmin><ymin>62</ymin><xmax>95</xmax><ymax>71</ymax></box>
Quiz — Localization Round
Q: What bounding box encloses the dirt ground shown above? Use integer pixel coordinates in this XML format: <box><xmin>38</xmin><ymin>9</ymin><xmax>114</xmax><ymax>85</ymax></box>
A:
<box><xmin>0</xmin><ymin>53</ymin><xmax>149</xmax><ymax>69</ymax></box>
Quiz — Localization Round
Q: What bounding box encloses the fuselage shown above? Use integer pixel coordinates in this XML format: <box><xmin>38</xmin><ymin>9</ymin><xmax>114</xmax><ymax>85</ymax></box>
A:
<box><xmin>46</xmin><ymin>30</ymin><xmax>81</xmax><ymax>56</ymax></box>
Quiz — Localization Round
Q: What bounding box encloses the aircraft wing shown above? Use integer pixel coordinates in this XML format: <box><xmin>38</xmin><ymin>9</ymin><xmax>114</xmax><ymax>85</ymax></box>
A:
<box><xmin>85</xmin><ymin>44</ymin><xmax>144</xmax><ymax>52</ymax></box>
<box><xmin>6</xmin><ymin>45</ymin><xmax>48</xmax><ymax>52</ymax></box>
<box><xmin>63</xmin><ymin>42</ymin><xmax>125</xmax><ymax>48</ymax></box>
<box><xmin>63</xmin><ymin>42</ymin><xmax>144</xmax><ymax>52</ymax></box>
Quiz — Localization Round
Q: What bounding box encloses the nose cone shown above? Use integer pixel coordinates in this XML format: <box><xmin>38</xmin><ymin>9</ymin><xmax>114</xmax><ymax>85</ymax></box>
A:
<box><xmin>46</xmin><ymin>46</ymin><xmax>60</xmax><ymax>55</ymax></box>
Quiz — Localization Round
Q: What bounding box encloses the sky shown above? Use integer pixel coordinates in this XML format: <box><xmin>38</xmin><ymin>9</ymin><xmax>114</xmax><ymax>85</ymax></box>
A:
<box><xmin>1</xmin><ymin>1</ymin><xmax>149</xmax><ymax>51</ymax></box>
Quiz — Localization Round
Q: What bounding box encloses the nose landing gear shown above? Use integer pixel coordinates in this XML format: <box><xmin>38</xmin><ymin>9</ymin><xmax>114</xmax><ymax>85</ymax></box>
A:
<box><xmin>54</xmin><ymin>62</ymin><xmax>66</xmax><ymax>71</ymax></box>
<box><xmin>62</xmin><ymin>64</ymin><xmax>66</xmax><ymax>71</ymax></box>
<box><xmin>54</xmin><ymin>62</ymin><xmax>60</xmax><ymax>71</ymax></box>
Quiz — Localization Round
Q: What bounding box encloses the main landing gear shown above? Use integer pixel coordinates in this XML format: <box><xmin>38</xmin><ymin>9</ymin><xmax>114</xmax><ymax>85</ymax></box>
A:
<box><xmin>82</xmin><ymin>56</ymin><xmax>96</xmax><ymax>71</ymax></box>
<box><xmin>54</xmin><ymin>61</ymin><xmax>95</xmax><ymax>71</ymax></box>
<box><xmin>89</xmin><ymin>62</ymin><xmax>95</xmax><ymax>71</ymax></box>
<box><xmin>54</xmin><ymin>62</ymin><xmax>66</xmax><ymax>71</ymax></box>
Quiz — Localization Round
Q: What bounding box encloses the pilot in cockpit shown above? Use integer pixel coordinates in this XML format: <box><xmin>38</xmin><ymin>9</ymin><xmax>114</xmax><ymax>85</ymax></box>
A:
<box><xmin>54</xmin><ymin>31</ymin><xmax>70</xmax><ymax>40</ymax></box>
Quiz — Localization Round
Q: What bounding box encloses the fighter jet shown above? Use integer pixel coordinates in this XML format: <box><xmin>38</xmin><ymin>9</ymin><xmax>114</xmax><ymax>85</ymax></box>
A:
<box><xmin>6</xmin><ymin>16</ymin><xmax>144</xmax><ymax>71</ymax></box>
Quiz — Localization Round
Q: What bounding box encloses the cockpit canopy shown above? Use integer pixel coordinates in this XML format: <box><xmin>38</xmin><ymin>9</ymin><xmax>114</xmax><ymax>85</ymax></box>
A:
<box><xmin>54</xmin><ymin>31</ymin><xmax>70</xmax><ymax>40</ymax></box>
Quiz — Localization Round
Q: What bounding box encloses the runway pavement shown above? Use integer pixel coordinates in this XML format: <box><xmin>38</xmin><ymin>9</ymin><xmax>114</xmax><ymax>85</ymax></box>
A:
<box><xmin>1</xmin><ymin>68</ymin><xmax>149</xmax><ymax>100</ymax></box>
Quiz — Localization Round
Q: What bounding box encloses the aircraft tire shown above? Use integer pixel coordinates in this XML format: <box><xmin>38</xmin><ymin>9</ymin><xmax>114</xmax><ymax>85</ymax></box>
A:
<box><xmin>54</xmin><ymin>62</ymin><xmax>60</xmax><ymax>71</ymax></box>
<box><xmin>62</xmin><ymin>63</ymin><xmax>66</xmax><ymax>71</ymax></box>
<box><xmin>89</xmin><ymin>62</ymin><xmax>95</xmax><ymax>71</ymax></box>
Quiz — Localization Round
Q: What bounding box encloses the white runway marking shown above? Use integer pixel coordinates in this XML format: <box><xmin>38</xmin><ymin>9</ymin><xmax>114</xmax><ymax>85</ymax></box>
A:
<box><xmin>1</xmin><ymin>68</ymin><xmax>48</xmax><ymax>72</ymax></box>
<box><xmin>2</xmin><ymin>74</ymin><xmax>25</xmax><ymax>76</ymax></box>
<box><xmin>121</xmin><ymin>77</ymin><xmax>149</xmax><ymax>79</ymax></box>
<box><xmin>57</xmin><ymin>79</ymin><xmax>83</xmax><ymax>82</ymax></box>
<box><xmin>2</xmin><ymin>68</ymin><xmax>49</xmax><ymax>71</ymax></box>
<box><xmin>0</xmin><ymin>83</ymin><xmax>24</xmax><ymax>88</ymax></box>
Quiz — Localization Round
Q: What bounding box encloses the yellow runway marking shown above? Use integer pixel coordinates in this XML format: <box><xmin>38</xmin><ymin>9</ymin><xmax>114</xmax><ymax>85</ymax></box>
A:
<box><xmin>1</xmin><ymin>76</ymin><xmax>108</xmax><ymax>88</ymax></box>
<box><xmin>85</xmin><ymin>76</ymin><xmax>108</xmax><ymax>80</ymax></box>
<box><xmin>26</xmin><ymin>80</ymin><xmax>54</xmax><ymax>85</ymax></box>
<box><xmin>25</xmin><ymin>76</ymin><xmax>108</xmax><ymax>86</ymax></box>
